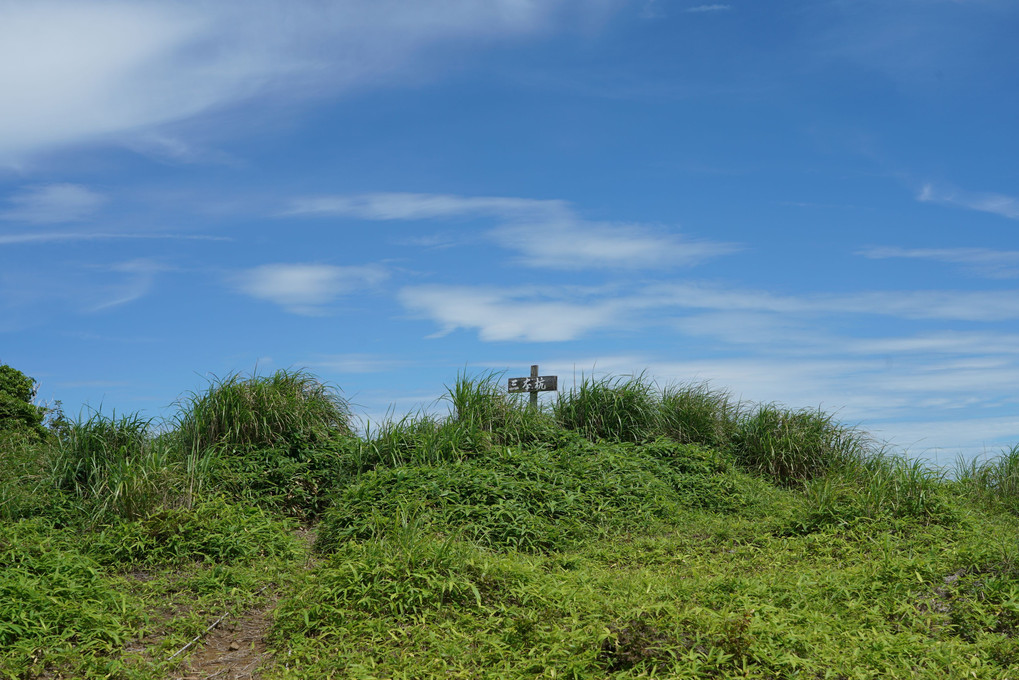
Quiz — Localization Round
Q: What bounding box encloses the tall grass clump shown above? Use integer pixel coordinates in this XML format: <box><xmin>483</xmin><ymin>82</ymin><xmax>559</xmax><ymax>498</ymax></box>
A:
<box><xmin>175</xmin><ymin>368</ymin><xmax>352</xmax><ymax>454</ymax></box>
<box><xmin>658</xmin><ymin>382</ymin><xmax>738</xmax><ymax>449</ymax></box>
<box><xmin>730</xmin><ymin>404</ymin><xmax>868</xmax><ymax>485</ymax></box>
<box><xmin>554</xmin><ymin>374</ymin><xmax>660</xmax><ymax>443</ymax></box>
<box><xmin>957</xmin><ymin>444</ymin><xmax>1019</xmax><ymax>512</ymax></box>
<box><xmin>800</xmin><ymin>454</ymin><xmax>949</xmax><ymax>529</ymax></box>
<box><xmin>445</xmin><ymin>372</ymin><xmax>559</xmax><ymax>447</ymax></box>
<box><xmin>49</xmin><ymin>410</ymin><xmax>178</xmax><ymax>521</ymax></box>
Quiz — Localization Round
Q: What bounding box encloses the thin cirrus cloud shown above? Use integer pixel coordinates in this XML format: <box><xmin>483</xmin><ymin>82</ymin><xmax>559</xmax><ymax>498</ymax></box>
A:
<box><xmin>685</xmin><ymin>4</ymin><xmax>732</xmax><ymax>13</ymax></box>
<box><xmin>398</xmin><ymin>279</ymin><xmax>1019</xmax><ymax>344</ymax></box>
<box><xmin>0</xmin><ymin>184</ymin><xmax>106</xmax><ymax>223</ymax></box>
<box><xmin>286</xmin><ymin>191</ymin><xmax>737</xmax><ymax>270</ymax></box>
<box><xmin>0</xmin><ymin>232</ymin><xmax>231</xmax><ymax>246</ymax></box>
<box><xmin>860</xmin><ymin>246</ymin><xmax>1019</xmax><ymax>279</ymax></box>
<box><xmin>233</xmin><ymin>263</ymin><xmax>388</xmax><ymax>315</ymax></box>
<box><xmin>398</xmin><ymin>285</ymin><xmax>627</xmax><ymax>342</ymax></box>
<box><xmin>0</xmin><ymin>1</ymin><xmax>617</xmax><ymax>163</ymax></box>
<box><xmin>918</xmin><ymin>183</ymin><xmax>1019</xmax><ymax>220</ymax></box>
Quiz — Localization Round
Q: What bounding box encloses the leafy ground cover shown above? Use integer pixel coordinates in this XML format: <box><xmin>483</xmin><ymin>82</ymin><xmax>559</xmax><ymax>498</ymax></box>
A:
<box><xmin>2</xmin><ymin>367</ymin><xmax>1019</xmax><ymax>678</ymax></box>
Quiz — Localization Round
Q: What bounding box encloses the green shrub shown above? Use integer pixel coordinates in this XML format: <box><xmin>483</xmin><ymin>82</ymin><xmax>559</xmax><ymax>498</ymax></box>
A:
<box><xmin>958</xmin><ymin>444</ymin><xmax>1019</xmax><ymax>513</ymax></box>
<box><xmin>658</xmin><ymin>382</ymin><xmax>738</xmax><ymax>449</ymax></box>
<box><xmin>317</xmin><ymin>439</ymin><xmax>752</xmax><ymax>554</ymax></box>
<box><xmin>795</xmin><ymin>455</ymin><xmax>951</xmax><ymax>532</ymax></box>
<box><xmin>48</xmin><ymin>410</ymin><xmax>184</xmax><ymax>523</ymax></box>
<box><xmin>208</xmin><ymin>441</ymin><xmax>358</xmax><ymax>519</ymax></box>
<box><xmin>87</xmin><ymin>496</ymin><xmax>299</xmax><ymax>566</ymax></box>
<box><xmin>554</xmin><ymin>374</ymin><xmax>661</xmax><ymax>443</ymax></box>
<box><xmin>0</xmin><ymin>363</ymin><xmax>48</xmax><ymax>442</ymax></box>
<box><xmin>730</xmin><ymin>404</ymin><xmax>867</xmax><ymax>485</ymax></box>
<box><xmin>0</xmin><ymin>519</ymin><xmax>145</xmax><ymax>675</ymax></box>
<box><xmin>174</xmin><ymin>368</ymin><xmax>352</xmax><ymax>455</ymax></box>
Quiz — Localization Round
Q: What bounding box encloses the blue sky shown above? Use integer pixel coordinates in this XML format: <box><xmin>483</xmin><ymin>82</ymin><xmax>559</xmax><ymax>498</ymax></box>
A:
<box><xmin>2</xmin><ymin>0</ymin><xmax>1018</xmax><ymax>462</ymax></box>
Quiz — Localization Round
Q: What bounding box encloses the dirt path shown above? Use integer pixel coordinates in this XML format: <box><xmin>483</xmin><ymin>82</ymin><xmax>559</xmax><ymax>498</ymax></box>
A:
<box><xmin>172</xmin><ymin>527</ymin><xmax>317</xmax><ymax>680</ymax></box>
<box><xmin>173</xmin><ymin>594</ymin><xmax>278</xmax><ymax>680</ymax></box>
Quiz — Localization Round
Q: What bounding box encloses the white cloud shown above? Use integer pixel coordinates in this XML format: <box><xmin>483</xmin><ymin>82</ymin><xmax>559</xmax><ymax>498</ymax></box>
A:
<box><xmin>399</xmin><ymin>285</ymin><xmax>626</xmax><ymax>342</ymax></box>
<box><xmin>860</xmin><ymin>246</ymin><xmax>1019</xmax><ymax>279</ymax></box>
<box><xmin>492</xmin><ymin>220</ymin><xmax>738</xmax><ymax>269</ymax></box>
<box><xmin>0</xmin><ymin>1</ymin><xmax>617</xmax><ymax>163</ymax></box>
<box><xmin>285</xmin><ymin>192</ymin><xmax>568</xmax><ymax>221</ymax></box>
<box><xmin>233</xmin><ymin>263</ymin><xmax>387</xmax><ymax>314</ymax></box>
<box><xmin>0</xmin><ymin>231</ymin><xmax>229</xmax><ymax>245</ymax></box>
<box><xmin>1</xmin><ymin>184</ymin><xmax>106</xmax><ymax>223</ymax></box>
<box><xmin>918</xmin><ymin>183</ymin><xmax>1019</xmax><ymax>220</ymax></box>
<box><xmin>287</xmin><ymin>191</ymin><xmax>736</xmax><ymax>270</ymax></box>
<box><xmin>685</xmin><ymin>4</ymin><xmax>732</xmax><ymax>13</ymax></box>
<box><xmin>649</xmin><ymin>282</ymin><xmax>1019</xmax><ymax>321</ymax></box>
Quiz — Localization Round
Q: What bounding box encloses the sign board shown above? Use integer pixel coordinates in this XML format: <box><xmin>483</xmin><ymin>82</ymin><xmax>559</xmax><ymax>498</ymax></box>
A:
<box><xmin>507</xmin><ymin>376</ymin><xmax>558</xmax><ymax>393</ymax></box>
<box><xmin>508</xmin><ymin>365</ymin><xmax>558</xmax><ymax>409</ymax></box>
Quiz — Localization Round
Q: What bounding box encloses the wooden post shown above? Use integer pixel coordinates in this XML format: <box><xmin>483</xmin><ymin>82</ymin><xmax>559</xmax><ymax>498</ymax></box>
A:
<box><xmin>530</xmin><ymin>364</ymin><xmax>539</xmax><ymax>411</ymax></box>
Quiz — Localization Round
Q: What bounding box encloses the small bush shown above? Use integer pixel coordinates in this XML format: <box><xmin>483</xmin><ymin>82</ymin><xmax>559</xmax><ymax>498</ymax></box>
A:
<box><xmin>209</xmin><ymin>441</ymin><xmax>358</xmax><ymax>519</ymax></box>
<box><xmin>658</xmin><ymin>382</ymin><xmax>738</xmax><ymax>449</ymax></box>
<box><xmin>174</xmin><ymin>369</ymin><xmax>352</xmax><ymax>455</ymax></box>
<box><xmin>796</xmin><ymin>455</ymin><xmax>950</xmax><ymax>532</ymax></box>
<box><xmin>317</xmin><ymin>439</ymin><xmax>752</xmax><ymax>554</ymax></box>
<box><xmin>554</xmin><ymin>374</ymin><xmax>660</xmax><ymax>443</ymax></box>
<box><xmin>0</xmin><ymin>519</ymin><xmax>146</xmax><ymax>675</ymax></box>
<box><xmin>0</xmin><ymin>363</ymin><xmax>49</xmax><ymax>442</ymax></box>
<box><xmin>959</xmin><ymin>444</ymin><xmax>1019</xmax><ymax>513</ymax></box>
<box><xmin>48</xmin><ymin>410</ymin><xmax>181</xmax><ymax>522</ymax></box>
<box><xmin>87</xmin><ymin>496</ymin><xmax>299</xmax><ymax>566</ymax></box>
<box><xmin>730</xmin><ymin>404</ymin><xmax>867</xmax><ymax>485</ymax></box>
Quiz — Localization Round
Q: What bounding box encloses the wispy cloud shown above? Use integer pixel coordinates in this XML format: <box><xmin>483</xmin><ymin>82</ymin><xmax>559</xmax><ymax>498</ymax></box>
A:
<box><xmin>492</xmin><ymin>220</ymin><xmax>738</xmax><ymax>270</ymax></box>
<box><xmin>284</xmin><ymin>192</ymin><xmax>567</xmax><ymax>221</ymax></box>
<box><xmin>685</xmin><ymin>4</ymin><xmax>732</xmax><ymax>13</ymax></box>
<box><xmin>649</xmin><ymin>282</ymin><xmax>1019</xmax><ymax>322</ymax></box>
<box><xmin>287</xmin><ymin>191</ymin><xmax>737</xmax><ymax>270</ymax></box>
<box><xmin>918</xmin><ymin>183</ymin><xmax>1019</xmax><ymax>220</ymax></box>
<box><xmin>86</xmin><ymin>259</ymin><xmax>174</xmax><ymax>312</ymax></box>
<box><xmin>0</xmin><ymin>232</ymin><xmax>230</xmax><ymax>245</ymax></box>
<box><xmin>399</xmin><ymin>285</ymin><xmax>627</xmax><ymax>342</ymax></box>
<box><xmin>400</xmin><ymin>278</ymin><xmax>1019</xmax><ymax>345</ymax></box>
<box><xmin>1</xmin><ymin>184</ymin><xmax>106</xmax><ymax>223</ymax></box>
<box><xmin>233</xmin><ymin>263</ymin><xmax>388</xmax><ymax>314</ymax></box>
<box><xmin>303</xmin><ymin>354</ymin><xmax>407</xmax><ymax>374</ymax></box>
<box><xmin>0</xmin><ymin>1</ymin><xmax>617</xmax><ymax>163</ymax></box>
<box><xmin>860</xmin><ymin>246</ymin><xmax>1019</xmax><ymax>279</ymax></box>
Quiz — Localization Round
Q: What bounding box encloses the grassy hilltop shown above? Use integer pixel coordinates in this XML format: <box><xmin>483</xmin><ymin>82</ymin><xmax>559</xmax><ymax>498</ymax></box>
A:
<box><xmin>3</xmin><ymin>367</ymin><xmax>1019</xmax><ymax>679</ymax></box>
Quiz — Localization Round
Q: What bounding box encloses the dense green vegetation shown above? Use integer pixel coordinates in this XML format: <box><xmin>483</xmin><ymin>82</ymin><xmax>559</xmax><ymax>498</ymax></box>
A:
<box><xmin>2</xmin><ymin>364</ymin><xmax>1019</xmax><ymax>678</ymax></box>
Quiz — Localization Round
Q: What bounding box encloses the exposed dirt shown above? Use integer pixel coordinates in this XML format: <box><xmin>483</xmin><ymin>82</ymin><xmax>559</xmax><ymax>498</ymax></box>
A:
<box><xmin>171</xmin><ymin>527</ymin><xmax>318</xmax><ymax>680</ymax></box>
<box><xmin>172</xmin><ymin>594</ymin><xmax>278</xmax><ymax>680</ymax></box>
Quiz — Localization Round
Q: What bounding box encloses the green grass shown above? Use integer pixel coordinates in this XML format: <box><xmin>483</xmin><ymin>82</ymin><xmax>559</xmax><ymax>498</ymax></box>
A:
<box><xmin>3</xmin><ymin>369</ymin><xmax>1019</xmax><ymax>678</ymax></box>
<box><xmin>174</xmin><ymin>368</ymin><xmax>352</xmax><ymax>455</ymax></box>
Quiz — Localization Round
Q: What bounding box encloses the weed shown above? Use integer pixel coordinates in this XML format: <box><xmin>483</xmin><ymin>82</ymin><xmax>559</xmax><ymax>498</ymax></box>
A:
<box><xmin>730</xmin><ymin>404</ymin><xmax>867</xmax><ymax>485</ymax></box>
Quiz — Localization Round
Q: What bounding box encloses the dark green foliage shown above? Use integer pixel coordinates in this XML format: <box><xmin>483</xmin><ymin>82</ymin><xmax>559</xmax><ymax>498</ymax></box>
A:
<box><xmin>730</xmin><ymin>404</ymin><xmax>867</xmax><ymax>485</ymax></box>
<box><xmin>208</xmin><ymin>440</ymin><xmax>358</xmax><ymax>519</ymax></box>
<box><xmin>174</xmin><ymin>368</ymin><xmax>353</xmax><ymax>455</ymax></box>
<box><xmin>316</xmin><ymin>438</ymin><xmax>752</xmax><ymax>554</ymax></box>
<box><xmin>0</xmin><ymin>363</ymin><xmax>48</xmax><ymax>442</ymax></box>
<box><xmin>86</xmin><ymin>496</ymin><xmax>298</xmax><ymax>566</ymax></box>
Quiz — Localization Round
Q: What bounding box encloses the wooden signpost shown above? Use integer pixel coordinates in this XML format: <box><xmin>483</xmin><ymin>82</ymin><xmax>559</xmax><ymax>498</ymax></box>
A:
<box><xmin>508</xmin><ymin>364</ymin><xmax>558</xmax><ymax>410</ymax></box>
